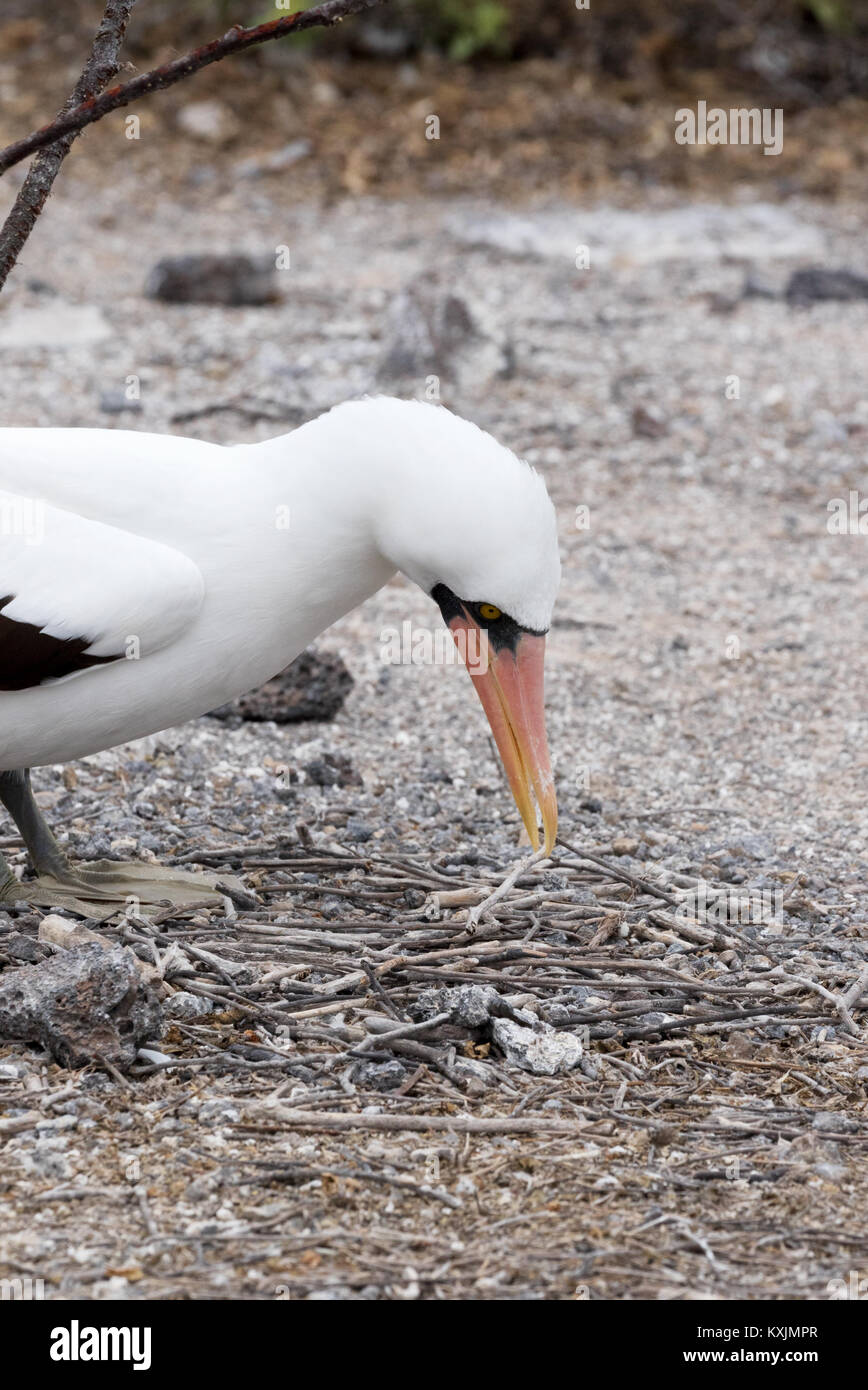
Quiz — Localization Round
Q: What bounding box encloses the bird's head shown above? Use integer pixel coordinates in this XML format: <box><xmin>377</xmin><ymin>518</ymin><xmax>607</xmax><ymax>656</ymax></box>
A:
<box><xmin>364</xmin><ymin>400</ymin><xmax>561</xmax><ymax>855</ymax></box>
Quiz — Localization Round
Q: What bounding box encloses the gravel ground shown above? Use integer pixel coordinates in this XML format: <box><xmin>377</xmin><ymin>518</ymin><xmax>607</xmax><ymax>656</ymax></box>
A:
<box><xmin>1</xmin><ymin>126</ymin><xmax>868</xmax><ymax>1300</ymax></box>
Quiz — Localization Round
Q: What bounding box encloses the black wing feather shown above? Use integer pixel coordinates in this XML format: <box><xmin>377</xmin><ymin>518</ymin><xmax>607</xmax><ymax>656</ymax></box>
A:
<box><xmin>0</xmin><ymin>594</ymin><xmax>119</xmax><ymax>691</ymax></box>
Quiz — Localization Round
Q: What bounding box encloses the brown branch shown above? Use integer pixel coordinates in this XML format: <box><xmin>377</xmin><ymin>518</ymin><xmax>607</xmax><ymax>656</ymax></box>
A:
<box><xmin>0</xmin><ymin>0</ymin><xmax>138</xmax><ymax>293</ymax></box>
<box><xmin>0</xmin><ymin>0</ymin><xmax>387</xmax><ymax>181</ymax></box>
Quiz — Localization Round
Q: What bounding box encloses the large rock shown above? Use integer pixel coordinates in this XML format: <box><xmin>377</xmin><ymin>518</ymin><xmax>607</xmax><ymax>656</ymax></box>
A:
<box><xmin>0</xmin><ymin>943</ymin><xmax>162</xmax><ymax>1071</ymax></box>
<box><xmin>145</xmin><ymin>253</ymin><xmax>280</xmax><ymax>306</ymax></box>
<box><xmin>491</xmin><ymin>1017</ymin><xmax>583</xmax><ymax>1076</ymax></box>
<box><xmin>410</xmin><ymin>982</ymin><xmax>584</xmax><ymax>1075</ymax></box>
<box><xmin>786</xmin><ymin>268</ymin><xmax>868</xmax><ymax>304</ymax></box>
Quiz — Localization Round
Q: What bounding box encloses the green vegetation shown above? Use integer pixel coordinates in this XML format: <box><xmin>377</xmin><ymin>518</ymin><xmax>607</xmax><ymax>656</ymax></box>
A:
<box><xmin>802</xmin><ymin>0</ymin><xmax>855</xmax><ymax>32</ymax></box>
<box><xmin>419</xmin><ymin>1</ymin><xmax>512</xmax><ymax>60</ymax></box>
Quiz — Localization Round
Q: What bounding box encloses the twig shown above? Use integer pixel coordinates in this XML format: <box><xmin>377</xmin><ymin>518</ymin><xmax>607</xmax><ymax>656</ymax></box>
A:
<box><xmin>242</xmin><ymin>1159</ymin><xmax>462</xmax><ymax>1209</ymax></box>
<box><xmin>465</xmin><ymin>847</ymin><xmax>549</xmax><ymax>931</ymax></box>
<box><xmin>0</xmin><ymin>0</ymin><xmax>388</xmax><ymax>180</ymax></box>
<box><xmin>351</xmin><ymin>1012</ymin><xmax>452</xmax><ymax>1053</ymax></box>
<box><xmin>244</xmin><ymin>1109</ymin><xmax>588</xmax><ymax>1135</ymax></box>
<box><xmin>769</xmin><ymin>964</ymin><xmax>868</xmax><ymax>1036</ymax></box>
<box><xmin>29</xmin><ymin>1185</ymin><xmax>120</xmax><ymax>1204</ymax></box>
<box><xmin>0</xmin><ymin>0</ymin><xmax>137</xmax><ymax>292</ymax></box>
<box><xmin>134</xmin><ymin>1183</ymin><xmax>159</xmax><ymax>1237</ymax></box>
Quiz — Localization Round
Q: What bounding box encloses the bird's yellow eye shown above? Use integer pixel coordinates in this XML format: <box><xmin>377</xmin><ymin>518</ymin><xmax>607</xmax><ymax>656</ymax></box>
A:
<box><xmin>479</xmin><ymin>603</ymin><xmax>502</xmax><ymax>621</ymax></box>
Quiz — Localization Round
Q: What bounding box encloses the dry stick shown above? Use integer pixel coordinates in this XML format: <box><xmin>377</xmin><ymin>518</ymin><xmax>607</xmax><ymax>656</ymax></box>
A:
<box><xmin>841</xmin><ymin>961</ymin><xmax>868</xmax><ymax>1014</ymax></box>
<box><xmin>0</xmin><ymin>0</ymin><xmax>137</xmax><ymax>292</ymax></box>
<box><xmin>245</xmin><ymin>1160</ymin><xmax>462</xmax><ymax>1209</ymax></box>
<box><xmin>769</xmin><ymin>963</ymin><xmax>868</xmax><ymax>1036</ymax></box>
<box><xmin>244</xmin><ymin>1109</ymin><xmax>589</xmax><ymax>1136</ymax></box>
<box><xmin>465</xmin><ymin>846</ymin><xmax>549</xmax><ymax>931</ymax></box>
<box><xmin>351</xmin><ymin>1012</ymin><xmax>452</xmax><ymax>1054</ymax></box>
<box><xmin>0</xmin><ymin>0</ymin><xmax>388</xmax><ymax>180</ymax></box>
<box><xmin>556</xmin><ymin>835</ymin><xmax>680</xmax><ymax>907</ymax></box>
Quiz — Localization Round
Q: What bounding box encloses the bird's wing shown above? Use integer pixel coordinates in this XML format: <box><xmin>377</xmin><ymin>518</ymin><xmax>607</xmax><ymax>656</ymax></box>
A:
<box><xmin>0</xmin><ymin>491</ymin><xmax>205</xmax><ymax>691</ymax></box>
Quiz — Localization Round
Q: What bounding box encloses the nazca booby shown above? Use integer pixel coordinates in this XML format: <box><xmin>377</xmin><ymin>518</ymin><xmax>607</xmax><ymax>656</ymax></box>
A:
<box><xmin>0</xmin><ymin>397</ymin><xmax>560</xmax><ymax>912</ymax></box>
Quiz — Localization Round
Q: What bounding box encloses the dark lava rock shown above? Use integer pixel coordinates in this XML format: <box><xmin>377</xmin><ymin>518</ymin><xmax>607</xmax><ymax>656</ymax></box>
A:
<box><xmin>786</xmin><ymin>268</ymin><xmax>868</xmax><ymax>304</ymax></box>
<box><xmin>303</xmin><ymin>752</ymin><xmax>361</xmax><ymax>788</ymax></box>
<box><xmin>145</xmin><ymin>253</ymin><xmax>280</xmax><ymax>306</ymax></box>
<box><xmin>0</xmin><ymin>943</ymin><xmax>162</xmax><ymax>1071</ymax></box>
<box><xmin>208</xmin><ymin>648</ymin><xmax>353</xmax><ymax>724</ymax></box>
<box><xmin>4</xmin><ymin>933</ymin><xmax>46</xmax><ymax>964</ymax></box>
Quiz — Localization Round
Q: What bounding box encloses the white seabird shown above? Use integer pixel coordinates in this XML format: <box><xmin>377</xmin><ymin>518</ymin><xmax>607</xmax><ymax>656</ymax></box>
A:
<box><xmin>0</xmin><ymin>397</ymin><xmax>560</xmax><ymax>911</ymax></box>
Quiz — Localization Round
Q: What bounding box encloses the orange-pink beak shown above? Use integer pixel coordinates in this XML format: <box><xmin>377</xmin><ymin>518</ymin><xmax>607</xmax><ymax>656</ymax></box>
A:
<box><xmin>446</xmin><ymin>612</ymin><xmax>558</xmax><ymax>855</ymax></box>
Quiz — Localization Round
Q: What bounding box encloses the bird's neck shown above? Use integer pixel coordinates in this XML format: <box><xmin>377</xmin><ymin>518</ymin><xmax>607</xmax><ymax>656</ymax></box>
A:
<box><xmin>224</xmin><ymin>413</ymin><xmax>404</xmax><ymax>680</ymax></box>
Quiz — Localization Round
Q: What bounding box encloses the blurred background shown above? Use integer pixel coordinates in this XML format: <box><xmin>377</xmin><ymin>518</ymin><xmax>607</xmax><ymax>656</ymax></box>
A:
<box><xmin>1</xmin><ymin>1</ymin><xmax>868</xmax><ymax>201</ymax></box>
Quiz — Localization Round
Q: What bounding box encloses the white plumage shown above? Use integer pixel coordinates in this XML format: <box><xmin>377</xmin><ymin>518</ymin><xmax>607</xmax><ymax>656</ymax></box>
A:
<box><xmin>0</xmin><ymin>398</ymin><xmax>559</xmax><ymax>768</ymax></box>
<box><xmin>0</xmin><ymin>490</ymin><xmax>204</xmax><ymax>660</ymax></box>
<box><xmin>0</xmin><ymin>397</ymin><xmax>561</xmax><ymax>907</ymax></box>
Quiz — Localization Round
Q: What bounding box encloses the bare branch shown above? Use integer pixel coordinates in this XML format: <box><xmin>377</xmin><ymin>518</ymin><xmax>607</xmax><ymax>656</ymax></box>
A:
<box><xmin>0</xmin><ymin>0</ymin><xmax>388</xmax><ymax>181</ymax></box>
<box><xmin>0</xmin><ymin>0</ymin><xmax>138</xmax><ymax>292</ymax></box>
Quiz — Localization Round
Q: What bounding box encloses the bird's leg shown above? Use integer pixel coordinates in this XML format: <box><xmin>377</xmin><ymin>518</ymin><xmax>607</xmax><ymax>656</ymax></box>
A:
<box><xmin>0</xmin><ymin>769</ymin><xmax>72</xmax><ymax>881</ymax></box>
<box><xmin>0</xmin><ymin>768</ymin><xmax>237</xmax><ymax>915</ymax></box>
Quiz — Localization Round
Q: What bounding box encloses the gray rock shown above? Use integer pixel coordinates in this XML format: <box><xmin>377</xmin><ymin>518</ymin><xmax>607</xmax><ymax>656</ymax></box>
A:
<box><xmin>354</xmin><ymin>1060</ymin><xmax>407</xmax><ymax>1091</ymax></box>
<box><xmin>491</xmin><ymin>1018</ymin><xmax>583</xmax><ymax>1075</ymax></box>
<box><xmin>0</xmin><ymin>944</ymin><xmax>162</xmax><ymax>1071</ymax></box>
<box><xmin>304</xmin><ymin>753</ymin><xmax>361</xmax><ymax>788</ymax></box>
<box><xmin>812</xmin><ymin>1110</ymin><xmax>857</xmax><ymax>1133</ymax></box>
<box><xmin>378</xmin><ymin>284</ymin><xmax>511</xmax><ymax>395</ymax></box>
<box><xmin>199</xmin><ymin>1099</ymin><xmax>241</xmax><ymax>1124</ymax></box>
<box><xmin>5</xmin><ymin>932</ymin><xmax>45</xmax><ymax>963</ymax></box>
<box><xmin>413</xmin><ymin>983</ymin><xmax>506</xmax><ymax>1029</ymax></box>
<box><xmin>786</xmin><ymin>267</ymin><xmax>868</xmax><ymax>304</ymax></box>
<box><xmin>164</xmin><ymin>991</ymin><xmax>215</xmax><ymax>1022</ymax></box>
<box><xmin>812</xmin><ymin>1163</ymin><xmax>847</xmax><ymax>1183</ymax></box>
<box><xmin>539</xmin><ymin>1002</ymin><xmax>574</xmax><ymax>1026</ymax></box>
<box><xmin>145</xmin><ymin>253</ymin><xmax>280</xmax><ymax>307</ymax></box>
<box><xmin>449</xmin><ymin>1056</ymin><xmax>492</xmax><ymax>1087</ymax></box>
